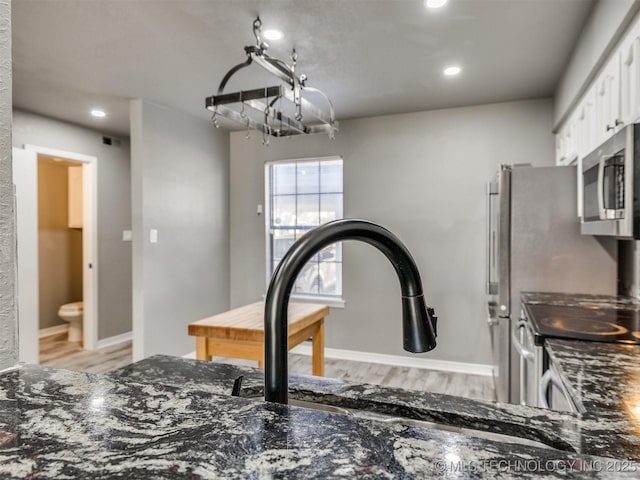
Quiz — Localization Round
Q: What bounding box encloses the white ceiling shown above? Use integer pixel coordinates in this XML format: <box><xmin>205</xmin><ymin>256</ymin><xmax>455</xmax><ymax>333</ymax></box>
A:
<box><xmin>11</xmin><ymin>0</ymin><xmax>595</xmax><ymax>137</ymax></box>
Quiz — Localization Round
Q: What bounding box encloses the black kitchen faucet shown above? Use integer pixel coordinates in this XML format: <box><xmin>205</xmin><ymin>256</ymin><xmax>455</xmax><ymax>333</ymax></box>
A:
<box><xmin>263</xmin><ymin>218</ymin><xmax>438</xmax><ymax>404</ymax></box>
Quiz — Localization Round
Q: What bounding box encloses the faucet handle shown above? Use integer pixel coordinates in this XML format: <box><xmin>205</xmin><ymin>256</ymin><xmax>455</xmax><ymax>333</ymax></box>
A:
<box><xmin>427</xmin><ymin>307</ymin><xmax>437</xmax><ymax>337</ymax></box>
<box><xmin>231</xmin><ymin>375</ymin><xmax>244</xmax><ymax>397</ymax></box>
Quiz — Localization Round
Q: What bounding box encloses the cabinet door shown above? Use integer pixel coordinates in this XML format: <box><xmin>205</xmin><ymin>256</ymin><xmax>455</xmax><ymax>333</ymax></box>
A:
<box><xmin>565</xmin><ymin>112</ymin><xmax>578</xmax><ymax>164</ymax></box>
<box><xmin>555</xmin><ymin>127</ymin><xmax>566</xmax><ymax>166</ymax></box>
<box><xmin>68</xmin><ymin>165</ymin><xmax>83</xmax><ymax>228</ymax></box>
<box><xmin>595</xmin><ymin>54</ymin><xmax>622</xmax><ymax>143</ymax></box>
<box><xmin>577</xmin><ymin>86</ymin><xmax>596</xmax><ymax>158</ymax></box>
<box><xmin>556</xmin><ymin>120</ymin><xmax>578</xmax><ymax>166</ymax></box>
<box><xmin>621</xmin><ymin>24</ymin><xmax>640</xmax><ymax>124</ymax></box>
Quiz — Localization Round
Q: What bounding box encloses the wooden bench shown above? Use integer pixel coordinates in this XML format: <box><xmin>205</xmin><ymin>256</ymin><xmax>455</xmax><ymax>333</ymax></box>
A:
<box><xmin>187</xmin><ymin>302</ymin><xmax>329</xmax><ymax>376</ymax></box>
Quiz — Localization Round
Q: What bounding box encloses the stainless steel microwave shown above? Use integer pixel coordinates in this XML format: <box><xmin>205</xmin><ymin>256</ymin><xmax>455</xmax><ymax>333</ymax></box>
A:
<box><xmin>581</xmin><ymin>124</ymin><xmax>639</xmax><ymax>238</ymax></box>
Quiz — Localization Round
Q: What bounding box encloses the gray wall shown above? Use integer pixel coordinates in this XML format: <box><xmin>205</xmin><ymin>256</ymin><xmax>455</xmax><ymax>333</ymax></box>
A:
<box><xmin>230</xmin><ymin>99</ymin><xmax>555</xmax><ymax>365</ymax></box>
<box><xmin>0</xmin><ymin>0</ymin><xmax>17</xmax><ymax>369</ymax></box>
<box><xmin>38</xmin><ymin>160</ymin><xmax>83</xmax><ymax>330</ymax></box>
<box><xmin>12</xmin><ymin>110</ymin><xmax>132</xmax><ymax>340</ymax></box>
<box><xmin>554</xmin><ymin>0</ymin><xmax>640</xmax><ymax>127</ymax></box>
<box><xmin>130</xmin><ymin>99</ymin><xmax>230</xmax><ymax>360</ymax></box>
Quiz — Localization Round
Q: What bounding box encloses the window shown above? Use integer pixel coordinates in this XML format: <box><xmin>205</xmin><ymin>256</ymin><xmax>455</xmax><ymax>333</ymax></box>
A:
<box><xmin>266</xmin><ymin>157</ymin><xmax>343</xmax><ymax>298</ymax></box>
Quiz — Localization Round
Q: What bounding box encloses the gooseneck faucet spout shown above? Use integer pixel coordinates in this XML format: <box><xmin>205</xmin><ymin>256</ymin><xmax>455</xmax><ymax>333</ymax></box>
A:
<box><xmin>264</xmin><ymin>219</ymin><xmax>438</xmax><ymax>404</ymax></box>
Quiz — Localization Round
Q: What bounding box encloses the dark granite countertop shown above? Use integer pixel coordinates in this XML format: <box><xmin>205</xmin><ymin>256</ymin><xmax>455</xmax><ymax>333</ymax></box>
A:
<box><xmin>545</xmin><ymin>339</ymin><xmax>640</xmax><ymax>461</ymax></box>
<box><xmin>2</xmin><ymin>361</ymin><xmax>640</xmax><ymax>478</ymax></box>
<box><xmin>111</xmin><ymin>354</ymin><xmax>640</xmax><ymax>462</ymax></box>
<box><xmin>521</xmin><ymin>292</ymin><xmax>640</xmax><ymax>310</ymax></box>
<box><xmin>521</xmin><ymin>292</ymin><xmax>640</xmax><ymax>460</ymax></box>
<box><xmin>111</xmin><ymin>356</ymin><xmax>586</xmax><ymax>453</ymax></box>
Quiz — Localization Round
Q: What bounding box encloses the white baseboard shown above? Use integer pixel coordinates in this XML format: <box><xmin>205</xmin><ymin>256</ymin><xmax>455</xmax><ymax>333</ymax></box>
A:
<box><xmin>184</xmin><ymin>343</ymin><xmax>492</xmax><ymax>376</ymax></box>
<box><xmin>96</xmin><ymin>331</ymin><xmax>133</xmax><ymax>349</ymax></box>
<box><xmin>39</xmin><ymin>324</ymin><xmax>69</xmax><ymax>339</ymax></box>
<box><xmin>290</xmin><ymin>344</ymin><xmax>493</xmax><ymax>377</ymax></box>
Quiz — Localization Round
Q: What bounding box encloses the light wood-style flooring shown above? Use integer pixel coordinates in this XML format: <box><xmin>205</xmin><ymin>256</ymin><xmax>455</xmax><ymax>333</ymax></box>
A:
<box><xmin>39</xmin><ymin>334</ymin><xmax>496</xmax><ymax>401</ymax></box>
<box><xmin>305</xmin><ymin>355</ymin><xmax>495</xmax><ymax>400</ymax></box>
<box><xmin>40</xmin><ymin>333</ymin><xmax>133</xmax><ymax>374</ymax></box>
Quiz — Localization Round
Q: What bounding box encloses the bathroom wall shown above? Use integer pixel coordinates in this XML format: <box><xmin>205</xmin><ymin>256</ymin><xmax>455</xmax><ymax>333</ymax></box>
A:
<box><xmin>0</xmin><ymin>0</ymin><xmax>17</xmax><ymax>369</ymax></box>
<box><xmin>38</xmin><ymin>158</ymin><xmax>83</xmax><ymax>330</ymax></box>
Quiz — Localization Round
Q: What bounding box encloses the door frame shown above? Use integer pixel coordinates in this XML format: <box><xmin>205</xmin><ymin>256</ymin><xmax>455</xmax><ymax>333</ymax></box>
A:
<box><xmin>13</xmin><ymin>147</ymin><xmax>39</xmax><ymax>364</ymax></box>
<box><xmin>24</xmin><ymin>144</ymin><xmax>99</xmax><ymax>351</ymax></box>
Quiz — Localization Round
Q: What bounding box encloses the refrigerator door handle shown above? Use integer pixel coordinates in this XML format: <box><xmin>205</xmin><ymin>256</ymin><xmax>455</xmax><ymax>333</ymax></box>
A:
<box><xmin>486</xmin><ymin>181</ymin><xmax>498</xmax><ymax>295</ymax></box>
<box><xmin>497</xmin><ymin>167</ymin><xmax>511</xmax><ymax>314</ymax></box>
<box><xmin>487</xmin><ymin>302</ymin><xmax>498</xmax><ymax>326</ymax></box>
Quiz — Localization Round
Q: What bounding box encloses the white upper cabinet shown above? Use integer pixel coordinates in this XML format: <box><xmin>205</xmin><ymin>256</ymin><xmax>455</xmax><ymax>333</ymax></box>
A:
<box><xmin>556</xmin><ymin>10</ymin><xmax>640</xmax><ymax>217</ymax></box>
<box><xmin>577</xmin><ymin>86</ymin><xmax>596</xmax><ymax>159</ymax></box>
<box><xmin>557</xmin><ymin>88</ymin><xmax>594</xmax><ymax>166</ymax></box>
<box><xmin>557</xmin><ymin>110</ymin><xmax>579</xmax><ymax>166</ymax></box>
<box><xmin>620</xmin><ymin>20</ymin><xmax>640</xmax><ymax>125</ymax></box>
<box><xmin>595</xmin><ymin>52</ymin><xmax>621</xmax><ymax>145</ymax></box>
<box><xmin>556</xmin><ymin>11</ymin><xmax>640</xmax><ymax>166</ymax></box>
<box><xmin>555</xmin><ymin>130</ymin><xmax>565</xmax><ymax>165</ymax></box>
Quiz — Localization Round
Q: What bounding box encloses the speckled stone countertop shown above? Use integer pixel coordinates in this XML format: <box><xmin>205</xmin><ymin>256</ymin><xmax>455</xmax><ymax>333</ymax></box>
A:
<box><xmin>545</xmin><ymin>339</ymin><xmax>640</xmax><ymax>461</ymax></box>
<box><xmin>111</xmin><ymin>355</ymin><xmax>640</xmax><ymax>463</ymax></box>
<box><xmin>111</xmin><ymin>356</ymin><xmax>585</xmax><ymax>452</ymax></box>
<box><xmin>521</xmin><ymin>292</ymin><xmax>640</xmax><ymax>460</ymax></box>
<box><xmin>2</xmin><ymin>362</ymin><xmax>640</xmax><ymax>478</ymax></box>
<box><xmin>521</xmin><ymin>292</ymin><xmax>640</xmax><ymax>309</ymax></box>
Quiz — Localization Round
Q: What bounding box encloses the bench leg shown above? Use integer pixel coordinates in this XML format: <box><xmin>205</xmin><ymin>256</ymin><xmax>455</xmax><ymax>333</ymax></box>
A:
<box><xmin>311</xmin><ymin>319</ymin><xmax>325</xmax><ymax>377</ymax></box>
<box><xmin>196</xmin><ymin>337</ymin><xmax>210</xmax><ymax>361</ymax></box>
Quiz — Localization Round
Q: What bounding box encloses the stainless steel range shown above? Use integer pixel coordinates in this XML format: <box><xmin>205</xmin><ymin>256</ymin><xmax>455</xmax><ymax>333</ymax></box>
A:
<box><xmin>516</xmin><ymin>299</ymin><xmax>640</xmax><ymax>412</ymax></box>
<box><xmin>527</xmin><ymin>304</ymin><xmax>640</xmax><ymax>344</ymax></box>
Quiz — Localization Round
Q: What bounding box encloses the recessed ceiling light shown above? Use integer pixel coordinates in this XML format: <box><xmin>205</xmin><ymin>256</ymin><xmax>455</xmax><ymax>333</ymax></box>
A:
<box><xmin>263</xmin><ymin>29</ymin><xmax>283</xmax><ymax>41</ymax></box>
<box><xmin>443</xmin><ymin>66</ymin><xmax>461</xmax><ymax>76</ymax></box>
<box><xmin>90</xmin><ymin>109</ymin><xmax>106</xmax><ymax>118</ymax></box>
<box><xmin>426</xmin><ymin>0</ymin><xmax>448</xmax><ymax>9</ymax></box>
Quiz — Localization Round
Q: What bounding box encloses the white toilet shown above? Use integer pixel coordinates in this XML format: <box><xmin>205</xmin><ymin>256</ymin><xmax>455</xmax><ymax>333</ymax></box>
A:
<box><xmin>58</xmin><ymin>301</ymin><xmax>83</xmax><ymax>343</ymax></box>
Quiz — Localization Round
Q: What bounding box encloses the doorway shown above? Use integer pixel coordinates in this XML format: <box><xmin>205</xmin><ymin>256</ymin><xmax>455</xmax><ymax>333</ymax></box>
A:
<box><xmin>12</xmin><ymin>145</ymin><xmax>98</xmax><ymax>364</ymax></box>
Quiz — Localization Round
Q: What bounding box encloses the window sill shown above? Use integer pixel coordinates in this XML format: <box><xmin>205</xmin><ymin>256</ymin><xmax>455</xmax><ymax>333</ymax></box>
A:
<box><xmin>261</xmin><ymin>293</ymin><xmax>345</xmax><ymax>309</ymax></box>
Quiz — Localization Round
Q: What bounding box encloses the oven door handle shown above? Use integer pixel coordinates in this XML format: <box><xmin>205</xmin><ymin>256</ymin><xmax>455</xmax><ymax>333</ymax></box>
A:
<box><xmin>512</xmin><ymin>320</ymin><xmax>535</xmax><ymax>361</ymax></box>
<box><xmin>539</xmin><ymin>367</ymin><xmax>578</xmax><ymax>413</ymax></box>
<box><xmin>539</xmin><ymin>369</ymin><xmax>553</xmax><ymax>409</ymax></box>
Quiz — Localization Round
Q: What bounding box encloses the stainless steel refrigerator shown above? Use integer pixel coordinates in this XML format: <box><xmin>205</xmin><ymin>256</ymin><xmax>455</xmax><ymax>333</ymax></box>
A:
<box><xmin>486</xmin><ymin>165</ymin><xmax>617</xmax><ymax>404</ymax></box>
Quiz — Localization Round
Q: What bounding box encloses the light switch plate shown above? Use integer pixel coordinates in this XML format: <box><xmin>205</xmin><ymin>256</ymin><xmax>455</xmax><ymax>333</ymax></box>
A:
<box><xmin>150</xmin><ymin>229</ymin><xmax>158</xmax><ymax>244</ymax></box>
<box><xmin>122</xmin><ymin>230</ymin><xmax>132</xmax><ymax>242</ymax></box>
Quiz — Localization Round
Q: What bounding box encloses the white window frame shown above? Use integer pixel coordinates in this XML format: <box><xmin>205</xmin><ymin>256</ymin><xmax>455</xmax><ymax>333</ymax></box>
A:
<box><xmin>264</xmin><ymin>156</ymin><xmax>345</xmax><ymax>308</ymax></box>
